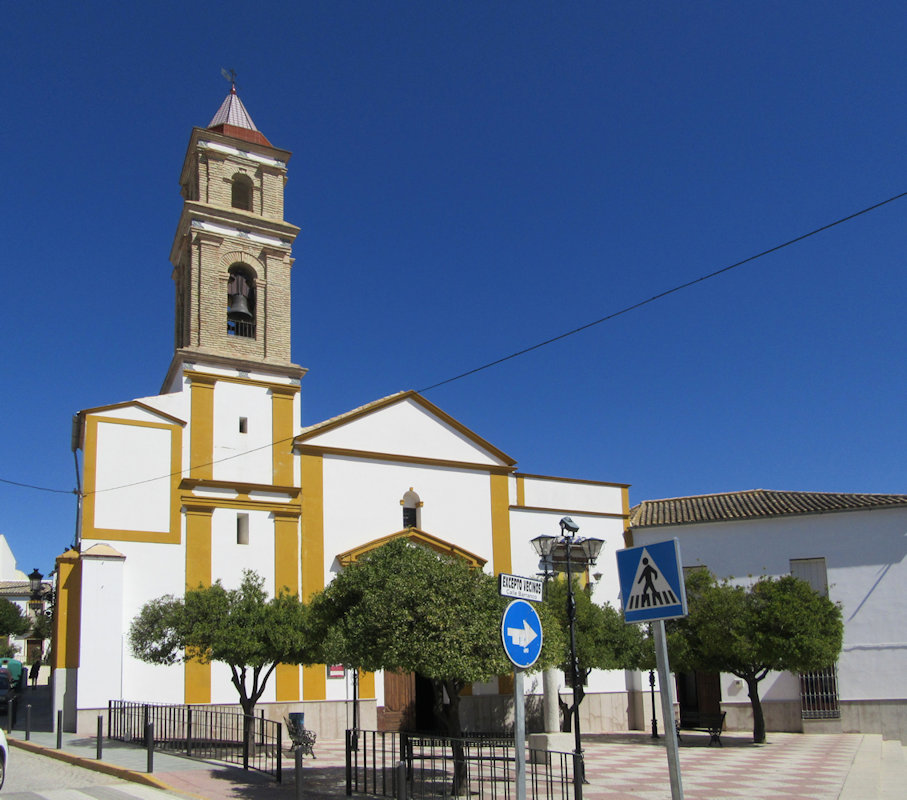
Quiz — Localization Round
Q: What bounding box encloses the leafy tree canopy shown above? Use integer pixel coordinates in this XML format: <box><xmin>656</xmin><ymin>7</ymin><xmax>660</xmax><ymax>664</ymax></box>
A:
<box><xmin>129</xmin><ymin>571</ymin><xmax>314</xmax><ymax>716</ymax></box>
<box><xmin>543</xmin><ymin>577</ymin><xmax>647</xmax><ymax>730</ymax></box>
<box><xmin>667</xmin><ymin>569</ymin><xmax>843</xmax><ymax>742</ymax></box>
<box><xmin>0</xmin><ymin>598</ymin><xmax>31</xmax><ymax>640</ymax></box>
<box><xmin>544</xmin><ymin>577</ymin><xmax>648</xmax><ymax>674</ymax></box>
<box><xmin>308</xmin><ymin>537</ymin><xmax>564</xmax><ymax>733</ymax></box>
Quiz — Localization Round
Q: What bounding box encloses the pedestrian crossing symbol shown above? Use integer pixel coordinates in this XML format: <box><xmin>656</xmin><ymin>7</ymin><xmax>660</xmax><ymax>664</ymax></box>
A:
<box><xmin>616</xmin><ymin>539</ymin><xmax>688</xmax><ymax>623</ymax></box>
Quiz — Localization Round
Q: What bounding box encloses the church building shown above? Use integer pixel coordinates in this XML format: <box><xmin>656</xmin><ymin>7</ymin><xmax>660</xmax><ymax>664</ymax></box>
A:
<box><xmin>53</xmin><ymin>88</ymin><xmax>633</xmax><ymax>736</ymax></box>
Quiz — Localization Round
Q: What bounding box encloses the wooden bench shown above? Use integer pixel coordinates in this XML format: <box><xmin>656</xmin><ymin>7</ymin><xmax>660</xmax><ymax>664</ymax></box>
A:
<box><xmin>676</xmin><ymin>710</ymin><xmax>726</xmax><ymax>746</ymax></box>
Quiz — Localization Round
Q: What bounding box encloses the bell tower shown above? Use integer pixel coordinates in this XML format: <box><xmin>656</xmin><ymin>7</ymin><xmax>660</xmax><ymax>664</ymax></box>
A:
<box><xmin>165</xmin><ymin>85</ymin><xmax>303</xmax><ymax>387</ymax></box>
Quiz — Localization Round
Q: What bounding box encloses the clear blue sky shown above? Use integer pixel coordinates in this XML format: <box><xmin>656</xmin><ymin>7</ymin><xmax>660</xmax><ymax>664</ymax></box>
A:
<box><xmin>2</xmin><ymin>2</ymin><xmax>905</xmax><ymax>578</ymax></box>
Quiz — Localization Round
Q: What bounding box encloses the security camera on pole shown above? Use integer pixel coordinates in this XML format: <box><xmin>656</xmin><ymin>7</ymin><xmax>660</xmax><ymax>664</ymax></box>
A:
<box><xmin>529</xmin><ymin>516</ymin><xmax>604</xmax><ymax>797</ymax></box>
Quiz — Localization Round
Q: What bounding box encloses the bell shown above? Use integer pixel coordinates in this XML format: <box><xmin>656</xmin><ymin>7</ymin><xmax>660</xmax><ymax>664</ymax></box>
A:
<box><xmin>227</xmin><ymin>293</ymin><xmax>253</xmax><ymax>321</ymax></box>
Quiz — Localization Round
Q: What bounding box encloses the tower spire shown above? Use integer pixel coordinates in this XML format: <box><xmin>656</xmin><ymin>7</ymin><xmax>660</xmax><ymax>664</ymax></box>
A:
<box><xmin>207</xmin><ymin>73</ymin><xmax>271</xmax><ymax>147</ymax></box>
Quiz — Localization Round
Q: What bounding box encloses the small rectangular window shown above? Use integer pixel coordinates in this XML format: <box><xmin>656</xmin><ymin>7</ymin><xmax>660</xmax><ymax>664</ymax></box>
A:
<box><xmin>239</xmin><ymin>417</ymin><xmax>248</xmax><ymax>434</ymax></box>
<box><xmin>237</xmin><ymin>513</ymin><xmax>250</xmax><ymax>545</ymax></box>
<box><xmin>790</xmin><ymin>557</ymin><xmax>828</xmax><ymax>596</ymax></box>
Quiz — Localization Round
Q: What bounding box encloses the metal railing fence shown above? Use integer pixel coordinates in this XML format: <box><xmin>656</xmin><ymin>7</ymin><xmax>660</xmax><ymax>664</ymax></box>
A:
<box><xmin>346</xmin><ymin>729</ymin><xmax>578</xmax><ymax>799</ymax></box>
<box><xmin>108</xmin><ymin>700</ymin><xmax>282</xmax><ymax>781</ymax></box>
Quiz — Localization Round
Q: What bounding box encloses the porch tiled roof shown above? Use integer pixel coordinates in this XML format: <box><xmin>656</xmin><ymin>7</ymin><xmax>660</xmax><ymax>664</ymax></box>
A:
<box><xmin>630</xmin><ymin>489</ymin><xmax>907</xmax><ymax>528</ymax></box>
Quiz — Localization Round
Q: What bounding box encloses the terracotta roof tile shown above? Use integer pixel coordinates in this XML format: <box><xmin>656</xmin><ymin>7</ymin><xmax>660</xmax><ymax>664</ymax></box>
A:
<box><xmin>630</xmin><ymin>489</ymin><xmax>907</xmax><ymax>528</ymax></box>
<box><xmin>207</xmin><ymin>88</ymin><xmax>272</xmax><ymax>147</ymax></box>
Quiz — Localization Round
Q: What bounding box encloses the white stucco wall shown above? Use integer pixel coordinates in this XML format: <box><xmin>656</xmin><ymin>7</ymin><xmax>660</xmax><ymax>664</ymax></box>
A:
<box><xmin>321</xmin><ymin>456</ymin><xmax>496</xmax><ymax>580</ymax></box>
<box><xmin>509</xmin><ymin>488</ymin><xmax>629</xmax><ymax>697</ymax></box>
<box><xmin>115</xmin><ymin>539</ymin><xmax>188</xmax><ymax>705</ymax></box>
<box><xmin>78</xmin><ymin>551</ymin><xmax>126</xmax><ymax>708</ymax></box>
<box><xmin>209</xmin><ymin>507</ymin><xmax>276</xmax><ymax>593</ymax></box>
<box><xmin>633</xmin><ymin>506</ymin><xmax>907</xmax><ymax>703</ymax></box>
<box><xmin>306</xmin><ymin>398</ymin><xmax>506</xmax><ymax>467</ymax></box>
<box><xmin>213</xmin><ymin>381</ymin><xmax>273</xmax><ymax>484</ymax></box>
<box><xmin>92</xmin><ymin>420</ymin><xmax>172</xmax><ymax>532</ymax></box>
<box><xmin>0</xmin><ymin>535</ymin><xmax>28</xmax><ymax>581</ymax></box>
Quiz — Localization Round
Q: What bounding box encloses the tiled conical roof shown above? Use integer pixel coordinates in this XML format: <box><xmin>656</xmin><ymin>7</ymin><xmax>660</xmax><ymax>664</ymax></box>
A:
<box><xmin>207</xmin><ymin>87</ymin><xmax>272</xmax><ymax>147</ymax></box>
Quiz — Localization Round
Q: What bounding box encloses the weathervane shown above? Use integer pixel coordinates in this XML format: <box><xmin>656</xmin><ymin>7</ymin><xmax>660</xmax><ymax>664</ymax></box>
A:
<box><xmin>221</xmin><ymin>68</ymin><xmax>238</xmax><ymax>92</ymax></box>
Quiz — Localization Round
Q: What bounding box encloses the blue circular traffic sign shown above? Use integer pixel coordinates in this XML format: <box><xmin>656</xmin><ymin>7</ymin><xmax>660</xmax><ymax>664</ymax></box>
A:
<box><xmin>501</xmin><ymin>599</ymin><xmax>543</xmax><ymax>669</ymax></box>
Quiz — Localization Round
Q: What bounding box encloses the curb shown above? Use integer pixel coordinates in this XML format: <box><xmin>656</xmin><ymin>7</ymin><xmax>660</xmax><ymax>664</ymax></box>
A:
<box><xmin>8</xmin><ymin>737</ymin><xmax>188</xmax><ymax>795</ymax></box>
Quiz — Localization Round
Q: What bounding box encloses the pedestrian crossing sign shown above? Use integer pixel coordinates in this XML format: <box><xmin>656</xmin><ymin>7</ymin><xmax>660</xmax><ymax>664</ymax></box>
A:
<box><xmin>616</xmin><ymin>539</ymin><xmax>688</xmax><ymax>623</ymax></box>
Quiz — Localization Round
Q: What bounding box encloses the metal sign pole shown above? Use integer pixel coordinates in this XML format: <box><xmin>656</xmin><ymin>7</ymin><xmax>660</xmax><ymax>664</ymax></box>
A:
<box><xmin>653</xmin><ymin>620</ymin><xmax>683</xmax><ymax>800</ymax></box>
<box><xmin>514</xmin><ymin>669</ymin><xmax>526</xmax><ymax>800</ymax></box>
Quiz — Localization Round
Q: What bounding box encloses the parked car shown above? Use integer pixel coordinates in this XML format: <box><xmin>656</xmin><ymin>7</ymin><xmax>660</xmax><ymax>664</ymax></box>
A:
<box><xmin>0</xmin><ymin>671</ymin><xmax>13</xmax><ymax>709</ymax></box>
<box><xmin>0</xmin><ymin>726</ymin><xmax>7</xmax><ymax>788</ymax></box>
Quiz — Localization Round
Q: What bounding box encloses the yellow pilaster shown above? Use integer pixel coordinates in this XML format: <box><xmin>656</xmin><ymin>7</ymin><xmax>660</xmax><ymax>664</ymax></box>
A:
<box><xmin>190</xmin><ymin>376</ymin><xmax>215</xmax><ymax>480</ymax></box>
<box><xmin>271</xmin><ymin>387</ymin><xmax>296</xmax><ymax>485</ymax></box>
<box><xmin>52</xmin><ymin>550</ymin><xmax>82</xmax><ymax>669</ymax></box>
<box><xmin>490</xmin><ymin>473</ymin><xmax>512</xmax><ymax>575</ymax></box>
<box><xmin>516</xmin><ymin>475</ymin><xmax>525</xmax><ymax>507</ymax></box>
<box><xmin>359</xmin><ymin>670</ymin><xmax>375</xmax><ymax>699</ymax></box>
<box><xmin>185</xmin><ymin>505</ymin><xmax>213</xmax><ymax>704</ymax></box>
<box><xmin>301</xmin><ymin>453</ymin><xmax>326</xmax><ymax>701</ymax></box>
<box><xmin>622</xmin><ymin>485</ymin><xmax>633</xmax><ymax>547</ymax></box>
<box><xmin>490</xmin><ymin>473</ymin><xmax>514</xmax><ymax>695</ymax></box>
<box><xmin>275</xmin><ymin>512</ymin><xmax>300</xmax><ymax>701</ymax></box>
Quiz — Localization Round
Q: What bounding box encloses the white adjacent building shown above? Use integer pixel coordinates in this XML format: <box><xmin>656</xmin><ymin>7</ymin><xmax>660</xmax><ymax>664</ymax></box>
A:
<box><xmin>53</xmin><ymin>87</ymin><xmax>635</xmax><ymax>735</ymax></box>
<box><xmin>0</xmin><ymin>535</ymin><xmax>50</xmax><ymax>667</ymax></box>
<box><xmin>630</xmin><ymin>489</ymin><xmax>907</xmax><ymax>743</ymax></box>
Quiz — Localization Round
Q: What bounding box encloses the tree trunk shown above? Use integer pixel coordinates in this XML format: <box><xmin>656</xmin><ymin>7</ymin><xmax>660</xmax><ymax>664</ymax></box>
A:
<box><xmin>558</xmin><ymin>673</ymin><xmax>587</xmax><ymax>733</ymax></box>
<box><xmin>442</xmin><ymin>680</ymin><xmax>468</xmax><ymax>797</ymax></box>
<box><xmin>239</xmin><ymin>696</ymin><xmax>257</xmax><ymax>761</ymax></box>
<box><xmin>558</xmin><ymin>696</ymin><xmax>572</xmax><ymax>733</ymax></box>
<box><xmin>746</xmin><ymin>676</ymin><xmax>766</xmax><ymax>744</ymax></box>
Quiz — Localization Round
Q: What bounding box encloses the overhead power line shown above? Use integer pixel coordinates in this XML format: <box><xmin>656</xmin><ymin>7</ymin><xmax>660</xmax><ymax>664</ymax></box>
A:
<box><xmin>417</xmin><ymin>190</ymin><xmax>907</xmax><ymax>392</ymax></box>
<box><xmin>4</xmin><ymin>189</ymin><xmax>906</xmax><ymax>497</ymax></box>
<box><xmin>0</xmin><ymin>476</ymin><xmax>76</xmax><ymax>495</ymax></box>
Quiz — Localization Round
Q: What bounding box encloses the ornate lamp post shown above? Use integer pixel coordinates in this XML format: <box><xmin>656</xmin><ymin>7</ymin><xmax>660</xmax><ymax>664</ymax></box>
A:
<box><xmin>28</xmin><ymin>568</ymin><xmax>43</xmax><ymax>600</ymax></box>
<box><xmin>531</xmin><ymin>517</ymin><xmax>604</xmax><ymax>790</ymax></box>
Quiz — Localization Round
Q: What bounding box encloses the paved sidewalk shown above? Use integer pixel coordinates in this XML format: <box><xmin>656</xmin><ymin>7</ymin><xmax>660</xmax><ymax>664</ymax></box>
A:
<box><xmin>8</xmin><ymin>728</ymin><xmax>904</xmax><ymax>799</ymax></box>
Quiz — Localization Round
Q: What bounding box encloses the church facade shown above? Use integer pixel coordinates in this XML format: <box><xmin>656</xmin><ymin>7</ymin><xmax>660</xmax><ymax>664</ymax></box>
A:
<box><xmin>53</xmin><ymin>89</ymin><xmax>633</xmax><ymax>735</ymax></box>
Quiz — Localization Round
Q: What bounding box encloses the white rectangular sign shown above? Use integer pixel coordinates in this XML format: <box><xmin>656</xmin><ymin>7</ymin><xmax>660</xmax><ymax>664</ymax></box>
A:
<box><xmin>498</xmin><ymin>573</ymin><xmax>544</xmax><ymax>602</ymax></box>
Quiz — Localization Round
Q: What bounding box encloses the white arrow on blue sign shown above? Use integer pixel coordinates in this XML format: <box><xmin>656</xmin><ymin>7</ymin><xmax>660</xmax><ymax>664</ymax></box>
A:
<box><xmin>617</xmin><ymin>539</ymin><xmax>688</xmax><ymax>623</ymax></box>
<box><xmin>500</xmin><ymin>599</ymin><xmax>543</xmax><ymax>669</ymax></box>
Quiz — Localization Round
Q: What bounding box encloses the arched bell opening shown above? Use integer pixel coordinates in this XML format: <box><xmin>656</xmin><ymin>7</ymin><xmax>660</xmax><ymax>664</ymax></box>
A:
<box><xmin>231</xmin><ymin>173</ymin><xmax>254</xmax><ymax>211</ymax></box>
<box><xmin>227</xmin><ymin>264</ymin><xmax>256</xmax><ymax>338</ymax></box>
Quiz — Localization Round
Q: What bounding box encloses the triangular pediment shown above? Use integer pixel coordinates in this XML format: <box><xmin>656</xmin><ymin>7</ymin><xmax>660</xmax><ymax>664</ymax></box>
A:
<box><xmin>336</xmin><ymin>528</ymin><xmax>486</xmax><ymax>569</ymax></box>
<box><xmin>296</xmin><ymin>391</ymin><xmax>515</xmax><ymax>469</ymax></box>
<box><xmin>80</xmin><ymin>400</ymin><xmax>186</xmax><ymax>427</ymax></box>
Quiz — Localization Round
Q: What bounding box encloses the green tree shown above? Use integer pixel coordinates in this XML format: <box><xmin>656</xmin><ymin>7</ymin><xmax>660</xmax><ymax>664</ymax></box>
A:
<box><xmin>667</xmin><ymin>570</ymin><xmax>843</xmax><ymax>743</ymax></box>
<box><xmin>308</xmin><ymin>537</ymin><xmax>564</xmax><ymax>737</ymax></box>
<box><xmin>129</xmin><ymin>571</ymin><xmax>314</xmax><ymax>724</ymax></box>
<box><xmin>0</xmin><ymin>597</ymin><xmax>31</xmax><ymax>658</ymax></box>
<box><xmin>544</xmin><ymin>578</ymin><xmax>647</xmax><ymax>731</ymax></box>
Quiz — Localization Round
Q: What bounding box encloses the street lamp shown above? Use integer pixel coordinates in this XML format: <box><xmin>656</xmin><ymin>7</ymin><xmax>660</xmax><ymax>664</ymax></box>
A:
<box><xmin>28</xmin><ymin>568</ymin><xmax>43</xmax><ymax>599</ymax></box>
<box><xmin>531</xmin><ymin>517</ymin><xmax>604</xmax><ymax>787</ymax></box>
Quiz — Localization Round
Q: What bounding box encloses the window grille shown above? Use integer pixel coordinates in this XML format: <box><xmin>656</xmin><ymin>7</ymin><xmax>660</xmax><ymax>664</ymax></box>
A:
<box><xmin>800</xmin><ymin>665</ymin><xmax>840</xmax><ymax>719</ymax></box>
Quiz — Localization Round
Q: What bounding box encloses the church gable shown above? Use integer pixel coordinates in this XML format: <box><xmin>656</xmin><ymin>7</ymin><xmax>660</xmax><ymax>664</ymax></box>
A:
<box><xmin>81</xmin><ymin>400</ymin><xmax>186</xmax><ymax>428</ymax></box>
<box><xmin>297</xmin><ymin>391</ymin><xmax>515</xmax><ymax>468</ymax></box>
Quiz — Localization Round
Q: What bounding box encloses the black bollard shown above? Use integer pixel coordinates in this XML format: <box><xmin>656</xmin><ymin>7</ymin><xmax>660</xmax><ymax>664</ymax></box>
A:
<box><xmin>396</xmin><ymin>760</ymin><xmax>408</xmax><ymax>800</ymax></box>
<box><xmin>25</xmin><ymin>704</ymin><xmax>31</xmax><ymax>741</ymax></box>
<box><xmin>295</xmin><ymin>747</ymin><xmax>303</xmax><ymax>800</ymax></box>
<box><xmin>56</xmin><ymin>710</ymin><xmax>63</xmax><ymax>749</ymax></box>
<box><xmin>97</xmin><ymin>715</ymin><xmax>103</xmax><ymax>760</ymax></box>
<box><xmin>145</xmin><ymin>721</ymin><xmax>154</xmax><ymax>773</ymax></box>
